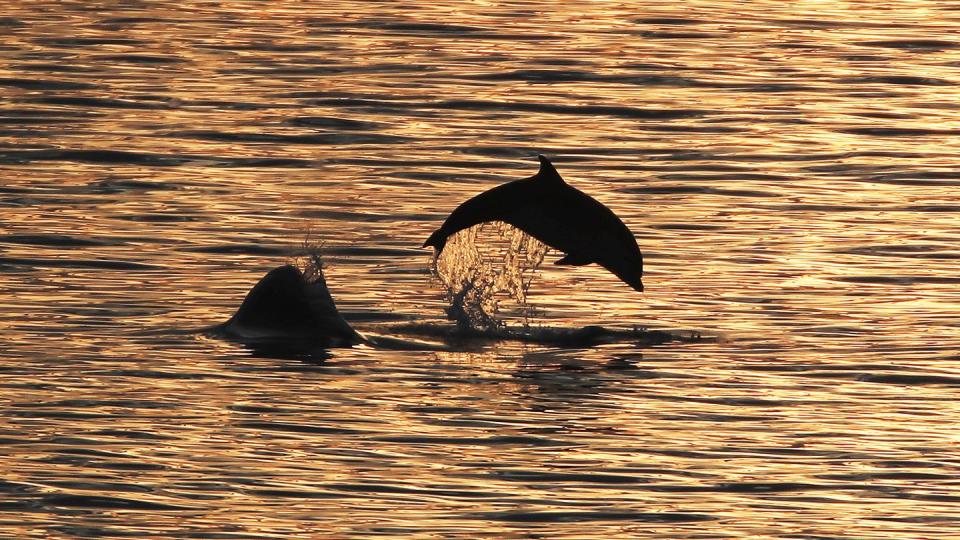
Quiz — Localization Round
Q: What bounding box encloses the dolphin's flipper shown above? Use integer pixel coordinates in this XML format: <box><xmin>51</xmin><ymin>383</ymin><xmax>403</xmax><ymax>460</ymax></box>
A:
<box><xmin>555</xmin><ymin>253</ymin><xmax>593</xmax><ymax>266</ymax></box>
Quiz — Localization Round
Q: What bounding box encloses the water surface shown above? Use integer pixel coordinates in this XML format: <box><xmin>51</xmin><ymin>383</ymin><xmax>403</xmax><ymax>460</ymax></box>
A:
<box><xmin>2</xmin><ymin>1</ymin><xmax>960</xmax><ymax>537</ymax></box>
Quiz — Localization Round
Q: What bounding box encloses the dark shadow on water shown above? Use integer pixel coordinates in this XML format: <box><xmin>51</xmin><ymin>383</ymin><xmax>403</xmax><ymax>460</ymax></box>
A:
<box><xmin>235</xmin><ymin>340</ymin><xmax>335</xmax><ymax>363</ymax></box>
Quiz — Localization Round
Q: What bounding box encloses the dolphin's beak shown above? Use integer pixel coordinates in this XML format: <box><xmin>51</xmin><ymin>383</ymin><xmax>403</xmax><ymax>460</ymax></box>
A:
<box><xmin>626</xmin><ymin>277</ymin><xmax>644</xmax><ymax>293</ymax></box>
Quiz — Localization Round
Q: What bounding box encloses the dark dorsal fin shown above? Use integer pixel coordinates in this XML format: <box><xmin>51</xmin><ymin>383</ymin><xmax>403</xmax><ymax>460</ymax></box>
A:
<box><xmin>535</xmin><ymin>154</ymin><xmax>565</xmax><ymax>184</ymax></box>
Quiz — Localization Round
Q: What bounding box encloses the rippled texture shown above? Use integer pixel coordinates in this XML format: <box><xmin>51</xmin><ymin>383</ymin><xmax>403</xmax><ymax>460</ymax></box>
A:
<box><xmin>2</xmin><ymin>1</ymin><xmax>960</xmax><ymax>537</ymax></box>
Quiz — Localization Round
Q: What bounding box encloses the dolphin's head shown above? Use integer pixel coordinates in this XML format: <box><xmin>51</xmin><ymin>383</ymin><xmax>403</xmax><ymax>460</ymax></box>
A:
<box><xmin>611</xmin><ymin>258</ymin><xmax>644</xmax><ymax>293</ymax></box>
<box><xmin>601</xmin><ymin>240</ymin><xmax>644</xmax><ymax>293</ymax></box>
<box><xmin>620</xmin><ymin>269</ymin><xmax>644</xmax><ymax>293</ymax></box>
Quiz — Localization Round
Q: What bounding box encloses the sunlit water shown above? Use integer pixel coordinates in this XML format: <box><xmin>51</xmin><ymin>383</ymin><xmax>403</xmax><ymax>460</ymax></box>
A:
<box><xmin>2</xmin><ymin>1</ymin><xmax>959</xmax><ymax>537</ymax></box>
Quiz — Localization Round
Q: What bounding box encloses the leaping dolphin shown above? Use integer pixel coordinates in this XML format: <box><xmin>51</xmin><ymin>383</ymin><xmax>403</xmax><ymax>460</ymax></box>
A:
<box><xmin>423</xmin><ymin>155</ymin><xmax>644</xmax><ymax>292</ymax></box>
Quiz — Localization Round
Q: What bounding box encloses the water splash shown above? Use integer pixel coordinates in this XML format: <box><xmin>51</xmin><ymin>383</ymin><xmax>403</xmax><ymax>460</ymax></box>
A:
<box><xmin>293</xmin><ymin>232</ymin><xmax>326</xmax><ymax>282</ymax></box>
<box><xmin>431</xmin><ymin>222</ymin><xmax>549</xmax><ymax>331</ymax></box>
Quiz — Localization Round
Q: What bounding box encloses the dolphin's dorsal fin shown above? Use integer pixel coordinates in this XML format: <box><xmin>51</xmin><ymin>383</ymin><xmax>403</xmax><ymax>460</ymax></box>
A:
<box><xmin>536</xmin><ymin>154</ymin><xmax>565</xmax><ymax>184</ymax></box>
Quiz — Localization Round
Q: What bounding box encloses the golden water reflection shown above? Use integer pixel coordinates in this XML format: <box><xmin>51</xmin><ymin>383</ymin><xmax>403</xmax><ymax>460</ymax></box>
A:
<box><xmin>1</xmin><ymin>1</ymin><xmax>959</xmax><ymax>537</ymax></box>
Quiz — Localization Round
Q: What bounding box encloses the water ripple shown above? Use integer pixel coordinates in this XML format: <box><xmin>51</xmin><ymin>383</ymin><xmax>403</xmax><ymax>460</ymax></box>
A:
<box><xmin>310</xmin><ymin>97</ymin><xmax>710</xmax><ymax>120</ymax></box>
<box><xmin>2</xmin><ymin>1</ymin><xmax>959</xmax><ymax>538</ymax></box>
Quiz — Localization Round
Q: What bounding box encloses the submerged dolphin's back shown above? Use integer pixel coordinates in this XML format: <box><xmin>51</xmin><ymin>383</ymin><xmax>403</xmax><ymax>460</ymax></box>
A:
<box><xmin>219</xmin><ymin>265</ymin><xmax>362</xmax><ymax>345</ymax></box>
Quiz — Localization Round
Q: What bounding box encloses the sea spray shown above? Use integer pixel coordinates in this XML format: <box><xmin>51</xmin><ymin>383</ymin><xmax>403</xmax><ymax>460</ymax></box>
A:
<box><xmin>431</xmin><ymin>222</ymin><xmax>548</xmax><ymax>330</ymax></box>
<box><xmin>294</xmin><ymin>232</ymin><xmax>326</xmax><ymax>282</ymax></box>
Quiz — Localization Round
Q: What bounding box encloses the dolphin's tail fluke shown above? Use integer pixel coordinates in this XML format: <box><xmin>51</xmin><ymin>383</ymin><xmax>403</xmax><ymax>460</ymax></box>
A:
<box><xmin>423</xmin><ymin>229</ymin><xmax>448</xmax><ymax>255</ymax></box>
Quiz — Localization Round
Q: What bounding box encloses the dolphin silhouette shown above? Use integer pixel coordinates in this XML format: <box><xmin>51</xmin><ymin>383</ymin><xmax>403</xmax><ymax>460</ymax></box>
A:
<box><xmin>423</xmin><ymin>155</ymin><xmax>644</xmax><ymax>292</ymax></box>
<box><xmin>218</xmin><ymin>264</ymin><xmax>363</xmax><ymax>347</ymax></box>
